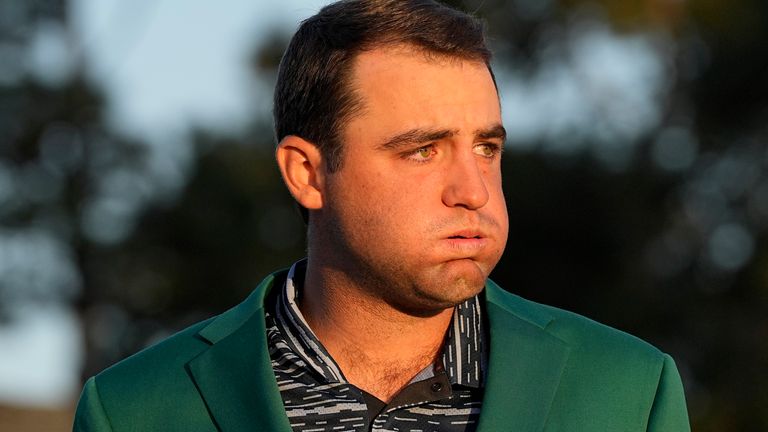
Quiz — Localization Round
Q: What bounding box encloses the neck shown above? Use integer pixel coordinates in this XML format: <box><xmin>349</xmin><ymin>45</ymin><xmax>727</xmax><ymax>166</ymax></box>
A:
<box><xmin>299</xmin><ymin>258</ymin><xmax>454</xmax><ymax>402</ymax></box>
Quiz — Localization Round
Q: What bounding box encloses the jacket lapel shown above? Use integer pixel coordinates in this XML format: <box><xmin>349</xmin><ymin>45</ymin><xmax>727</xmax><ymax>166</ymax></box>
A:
<box><xmin>187</xmin><ymin>272</ymin><xmax>293</xmax><ymax>432</ymax></box>
<box><xmin>477</xmin><ymin>282</ymin><xmax>571</xmax><ymax>432</ymax></box>
<box><xmin>185</xmin><ymin>272</ymin><xmax>569</xmax><ymax>432</ymax></box>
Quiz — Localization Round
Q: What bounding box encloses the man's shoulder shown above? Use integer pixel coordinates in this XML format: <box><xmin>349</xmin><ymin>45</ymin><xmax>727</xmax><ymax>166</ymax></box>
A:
<box><xmin>76</xmin><ymin>318</ymin><xmax>218</xmax><ymax>431</ymax></box>
<box><xmin>85</xmin><ymin>271</ymin><xmax>286</xmax><ymax>424</ymax></box>
<box><xmin>481</xmin><ymin>284</ymin><xmax>689</xmax><ymax>429</ymax></box>
<box><xmin>95</xmin><ymin>270</ymin><xmax>286</xmax><ymax>383</ymax></box>
<box><xmin>85</xmin><ymin>318</ymin><xmax>214</xmax><ymax>426</ymax></box>
<box><xmin>74</xmin><ymin>270</ymin><xmax>290</xmax><ymax>431</ymax></box>
<box><xmin>95</xmin><ymin>317</ymin><xmax>213</xmax><ymax>387</ymax></box>
<box><xmin>484</xmin><ymin>280</ymin><xmax>666</xmax><ymax>364</ymax></box>
<box><xmin>482</xmin><ymin>280</ymin><xmax>691</xmax><ymax>430</ymax></box>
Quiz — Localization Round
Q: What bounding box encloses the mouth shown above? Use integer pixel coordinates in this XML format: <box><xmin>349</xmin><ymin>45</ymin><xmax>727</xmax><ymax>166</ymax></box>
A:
<box><xmin>442</xmin><ymin>232</ymin><xmax>487</xmax><ymax>254</ymax></box>
<box><xmin>446</xmin><ymin>229</ymin><xmax>484</xmax><ymax>240</ymax></box>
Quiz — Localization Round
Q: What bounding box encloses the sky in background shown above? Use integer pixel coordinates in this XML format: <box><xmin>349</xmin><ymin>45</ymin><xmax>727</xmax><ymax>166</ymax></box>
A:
<box><xmin>0</xmin><ymin>0</ymin><xmax>330</xmax><ymax>408</ymax></box>
<box><xmin>0</xmin><ymin>0</ymin><xmax>667</xmax><ymax>408</ymax></box>
<box><xmin>73</xmin><ymin>0</ymin><xmax>329</xmax><ymax>140</ymax></box>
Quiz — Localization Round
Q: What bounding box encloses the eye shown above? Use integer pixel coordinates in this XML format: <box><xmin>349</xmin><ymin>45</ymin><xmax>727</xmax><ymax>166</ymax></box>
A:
<box><xmin>473</xmin><ymin>143</ymin><xmax>501</xmax><ymax>158</ymax></box>
<box><xmin>404</xmin><ymin>145</ymin><xmax>436</xmax><ymax>163</ymax></box>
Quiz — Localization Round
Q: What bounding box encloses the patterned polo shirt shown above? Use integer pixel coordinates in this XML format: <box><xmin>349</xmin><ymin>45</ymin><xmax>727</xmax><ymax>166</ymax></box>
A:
<box><xmin>264</xmin><ymin>260</ymin><xmax>487</xmax><ymax>432</ymax></box>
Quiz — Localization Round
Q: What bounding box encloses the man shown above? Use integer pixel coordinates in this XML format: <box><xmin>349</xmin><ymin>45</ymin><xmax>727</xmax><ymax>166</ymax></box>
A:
<box><xmin>74</xmin><ymin>1</ymin><xmax>690</xmax><ymax>431</ymax></box>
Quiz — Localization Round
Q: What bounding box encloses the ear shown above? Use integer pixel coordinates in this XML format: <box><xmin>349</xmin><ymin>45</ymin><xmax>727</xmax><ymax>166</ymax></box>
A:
<box><xmin>275</xmin><ymin>135</ymin><xmax>325</xmax><ymax>211</ymax></box>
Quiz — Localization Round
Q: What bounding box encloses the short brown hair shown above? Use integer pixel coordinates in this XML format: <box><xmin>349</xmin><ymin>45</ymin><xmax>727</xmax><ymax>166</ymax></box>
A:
<box><xmin>273</xmin><ymin>0</ymin><xmax>494</xmax><ymax>173</ymax></box>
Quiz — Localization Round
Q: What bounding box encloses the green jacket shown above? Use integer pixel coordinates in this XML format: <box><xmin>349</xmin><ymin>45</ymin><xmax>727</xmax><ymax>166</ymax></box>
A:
<box><xmin>74</xmin><ymin>270</ymin><xmax>690</xmax><ymax>431</ymax></box>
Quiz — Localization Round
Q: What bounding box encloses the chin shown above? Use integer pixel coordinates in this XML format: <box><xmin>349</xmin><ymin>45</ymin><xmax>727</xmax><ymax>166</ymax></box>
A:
<box><xmin>438</xmin><ymin>275</ymin><xmax>486</xmax><ymax>303</ymax></box>
<box><xmin>441</xmin><ymin>258</ymin><xmax>489</xmax><ymax>288</ymax></box>
<box><xmin>358</xmin><ymin>254</ymin><xmax>493</xmax><ymax>316</ymax></box>
<box><xmin>399</xmin><ymin>266</ymin><xmax>487</xmax><ymax>315</ymax></box>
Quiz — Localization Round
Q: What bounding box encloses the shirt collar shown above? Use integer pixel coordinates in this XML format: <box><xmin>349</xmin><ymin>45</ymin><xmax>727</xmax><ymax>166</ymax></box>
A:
<box><xmin>275</xmin><ymin>259</ymin><xmax>487</xmax><ymax>388</ymax></box>
<box><xmin>274</xmin><ymin>259</ymin><xmax>345</xmax><ymax>382</ymax></box>
<box><xmin>441</xmin><ymin>295</ymin><xmax>487</xmax><ymax>388</ymax></box>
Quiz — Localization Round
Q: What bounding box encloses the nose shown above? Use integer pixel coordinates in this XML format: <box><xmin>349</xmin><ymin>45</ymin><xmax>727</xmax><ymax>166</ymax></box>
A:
<box><xmin>441</xmin><ymin>152</ymin><xmax>489</xmax><ymax>210</ymax></box>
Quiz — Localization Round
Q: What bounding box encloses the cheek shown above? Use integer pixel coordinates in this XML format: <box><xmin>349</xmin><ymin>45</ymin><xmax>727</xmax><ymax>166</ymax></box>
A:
<box><xmin>347</xmin><ymin>180</ymin><xmax>431</xmax><ymax>246</ymax></box>
<box><xmin>493</xmin><ymin>184</ymin><xmax>508</xmax><ymax>220</ymax></box>
<box><xmin>354</xmin><ymin>167</ymin><xmax>425</xmax><ymax>209</ymax></box>
<box><xmin>332</xmin><ymin>174</ymin><xmax>402</xmax><ymax>230</ymax></box>
<box><xmin>487</xmin><ymin>178</ymin><xmax>510</xmax><ymax>243</ymax></box>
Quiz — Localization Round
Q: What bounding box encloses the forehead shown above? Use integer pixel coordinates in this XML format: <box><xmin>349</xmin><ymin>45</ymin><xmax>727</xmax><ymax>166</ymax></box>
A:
<box><xmin>344</xmin><ymin>45</ymin><xmax>501</xmax><ymax>143</ymax></box>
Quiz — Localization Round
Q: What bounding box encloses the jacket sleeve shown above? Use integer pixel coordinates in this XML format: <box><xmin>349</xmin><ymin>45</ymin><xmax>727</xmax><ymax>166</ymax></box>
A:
<box><xmin>73</xmin><ymin>377</ymin><xmax>114</xmax><ymax>432</ymax></box>
<box><xmin>646</xmin><ymin>354</ymin><xmax>691</xmax><ymax>432</ymax></box>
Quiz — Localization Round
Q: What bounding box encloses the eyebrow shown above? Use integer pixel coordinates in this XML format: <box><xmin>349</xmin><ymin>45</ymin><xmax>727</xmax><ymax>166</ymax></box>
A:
<box><xmin>477</xmin><ymin>124</ymin><xmax>507</xmax><ymax>142</ymax></box>
<box><xmin>376</xmin><ymin>128</ymin><xmax>457</xmax><ymax>151</ymax></box>
<box><xmin>376</xmin><ymin>123</ymin><xmax>507</xmax><ymax>151</ymax></box>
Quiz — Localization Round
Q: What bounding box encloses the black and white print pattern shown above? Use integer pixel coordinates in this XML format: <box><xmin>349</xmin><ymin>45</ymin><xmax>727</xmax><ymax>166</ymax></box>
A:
<box><xmin>264</xmin><ymin>260</ymin><xmax>487</xmax><ymax>432</ymax></box>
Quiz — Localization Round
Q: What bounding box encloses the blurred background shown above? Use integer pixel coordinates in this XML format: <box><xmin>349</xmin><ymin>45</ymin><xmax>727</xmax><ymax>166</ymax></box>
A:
<box><xmin>0</xmin><ymin>0</ymin><xmax>766</xmax><ymax>430</ymax></box>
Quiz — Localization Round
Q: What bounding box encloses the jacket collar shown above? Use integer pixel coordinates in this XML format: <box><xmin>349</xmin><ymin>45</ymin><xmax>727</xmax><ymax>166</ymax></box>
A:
<box><xmin>188</xmin><ymin>270</ymin><xmax>294</xmax><ymax>432</ymax></box>
<box><xmin>187</xmin><ymin>272</ymin><xmax>569</xmax><ymax>432</ymax></box>
<box><xmin>476</xmin><ymin>280</ymin><xmax>571</xmax><ymax>432</ymax></box>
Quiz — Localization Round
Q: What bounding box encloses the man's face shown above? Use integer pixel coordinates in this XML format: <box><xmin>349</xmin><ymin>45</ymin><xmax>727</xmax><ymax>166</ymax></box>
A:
<box><xmin>318</xmin><ymin>45</ymin><xmax>509</xmax><ymax>314</ymax></box>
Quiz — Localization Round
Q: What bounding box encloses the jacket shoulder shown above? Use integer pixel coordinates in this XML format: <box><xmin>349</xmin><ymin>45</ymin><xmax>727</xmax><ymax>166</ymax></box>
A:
<box><xmin>84</xmin><ymin>318</ymin><xmax>216</xmax><ymax>431</ymax></box>
<box><xmin>485</xmin><ymin>279</ymin><xmax>664</xmax><ymax>361</ymax></box>
<box><xmin>78</xmin><ymin>271</ymin><xmax>287</xmax><ymax>431</ymax></box>
<box><xmin>484</xmin><ymin>281</ymin><xmax>689</xmax><ymax>430</ymax></box>
<box><xmin>96</xmin><ymin>317</ymin><xmax>213</xmax><ymax>387</ymax></box>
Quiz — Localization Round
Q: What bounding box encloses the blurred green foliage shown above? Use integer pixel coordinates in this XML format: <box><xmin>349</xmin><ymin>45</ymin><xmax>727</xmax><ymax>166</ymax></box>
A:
<box><xmin>1</xmin><ymin>0</ymin><xmax>767</xmax><ymax>430</ymax></box>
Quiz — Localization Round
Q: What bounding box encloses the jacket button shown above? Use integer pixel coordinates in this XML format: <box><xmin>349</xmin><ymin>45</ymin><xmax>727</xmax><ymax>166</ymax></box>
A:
<box><xmin>431</xmin><ymin>382</ymin><xmax>443</xmax><ymax>392</ymax></box>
